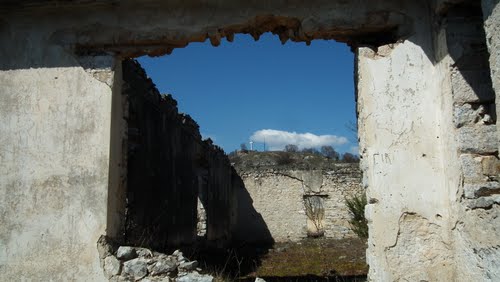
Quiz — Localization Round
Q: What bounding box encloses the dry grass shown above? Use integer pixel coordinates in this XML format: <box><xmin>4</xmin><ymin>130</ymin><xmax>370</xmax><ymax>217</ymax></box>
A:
<box><xmin>253</xmin><ymin>238</ymin><xmax>368</xmax><ymax>279</ymax></box>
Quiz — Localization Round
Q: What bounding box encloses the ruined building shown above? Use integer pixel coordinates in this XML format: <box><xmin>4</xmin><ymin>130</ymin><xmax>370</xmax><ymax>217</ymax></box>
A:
<box><xmin>1</xmin><ymin>0</ymin><xmax>499</xmax><ymax>281</ymax></box>
<box><xmin>122</xmin><ymin>60</ymin><xmax>363</xmax><ymax>248</ymax></box>
<box><xmin>231</xmin><ymin>152</ymin><xmax>363</xmax><ymax>243</ymax></box>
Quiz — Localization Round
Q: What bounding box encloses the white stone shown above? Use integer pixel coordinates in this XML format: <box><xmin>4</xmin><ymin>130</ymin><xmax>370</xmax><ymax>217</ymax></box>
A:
<box><xmin>150</xmin><ymin>257</ymin><xmax>177</xmax><ymax>275</ymax></box>
<box><xmin>117</xmin><ymin>246</ymin><xmax>138</xmax><ymax>260</ymax></box>
<box><xmin>457</xmin><ymin>125</ymin><xmax>498</xmax><ymax>153</ymax></box>
<box><xmin>136</xmin><ymin>247</ymin><xmax>153</xmax><ymax>258</ymax></box>
<box><xmin>178</xmin><ymin>260</ymin><xmax>198</xmax><ymax>271</ymax></box>
<box><xmin>460</xmin><ymin>154</ymin><xmax>499</xmax><ymax>181</ymax></box>
<box><xmin>451</xmin><ymin>70</ymin><xmax>495</xmax><ymax>103</ymax></box>
<box><xmin>464</xmin><ymin>182</ymin><xmax>500</xmax><ymax>199</ymax></box>
<box><xmin>466</xmin><ymin>195</ymin><xmax>500</xmax><ymax>209</ymax></box>
<box><xmin>453</xmin><ymin>104</ymin><xmax>493</xmax><ymax>128</ymax></box>
<box><xmin>104</xmin><ymin>256</ymin><xmax>122</xmax><ymax>278</ymax></box>
<box><xmin>123</xmin><ymin>258</ymin><xmax>148</xmax><ymax>280</ymax></box>
<box><xmin>176</xmin><ymin>272</ymin><xmax>213</xmax><ymax>282</ymax></box>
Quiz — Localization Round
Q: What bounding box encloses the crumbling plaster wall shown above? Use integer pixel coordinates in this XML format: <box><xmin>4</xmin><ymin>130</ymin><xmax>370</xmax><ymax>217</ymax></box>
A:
<box><xmin>233</xmin><ymin>164</ymin><xmax>362</xmax><ymax>243</ymax></box>
<box><xmin>0</xmin><ymin>15</ymin><xmax>126</xmax><ymax>279</ymax></box>
<box><xmin>359</xmin><ymin>1</ymin><xmax>499</xmax><ymax>281</ymax></box>
<box><xmin>357</xmin><ymin>2</ymin><xmax>457</xmax><ymax>281</ymax></box>
<box><xmin>0</xmin><ymin>46</ymin><xmax>117</xmax><ymax>281</ymax></box>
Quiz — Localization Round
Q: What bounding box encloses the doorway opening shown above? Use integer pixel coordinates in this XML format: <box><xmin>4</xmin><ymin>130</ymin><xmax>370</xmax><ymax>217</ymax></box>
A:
<box><xmin>115</xmin><ymin>32</ymin><xmax>367</xmax><ymax>281</ymax></box>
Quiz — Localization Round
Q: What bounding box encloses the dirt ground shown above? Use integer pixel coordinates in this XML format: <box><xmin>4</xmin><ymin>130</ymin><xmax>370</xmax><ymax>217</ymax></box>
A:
<box><xmin>249</xmin><ymin>238</ymin><xmax>368</xmax><ymax>281</ymax></box>
<box><xmin>193</xmin><ymin>237</ymin><xmax>367</xmax><ymax>281</ymax></box>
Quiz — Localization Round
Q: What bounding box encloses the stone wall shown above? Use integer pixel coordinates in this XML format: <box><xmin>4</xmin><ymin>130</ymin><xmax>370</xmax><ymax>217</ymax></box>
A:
<box><xmin>121</xmin><ymin>59</ymin><xmax>235</xmax><ymax>249</ymax></box>
<box><xmin>482</xmin><ymin>0</ymin><xmax>500</xmax><ymax>153</ymax></box>
<box><xmin>232</xmin><ymin>163</ymin><xmax>362</xmax><ymax>243</ymax></box>
<box><xmin>451</xmin><ymin>1</ymin><xmax>500</xmax><ymax>280</ymax></box>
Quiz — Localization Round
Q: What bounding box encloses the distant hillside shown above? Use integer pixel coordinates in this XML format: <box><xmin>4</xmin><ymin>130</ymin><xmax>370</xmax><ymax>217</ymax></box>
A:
<box><xmin>229</xmin><ymin>150</ymin><xmax>358</xmax><ymax>172</ymax></box>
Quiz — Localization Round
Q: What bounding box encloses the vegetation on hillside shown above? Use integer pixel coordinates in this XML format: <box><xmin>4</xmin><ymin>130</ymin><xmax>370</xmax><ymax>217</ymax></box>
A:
<box><xmin>228</xmin><ymin>145</ymin><xmax>359</xmax><ymax>172</ymax></box>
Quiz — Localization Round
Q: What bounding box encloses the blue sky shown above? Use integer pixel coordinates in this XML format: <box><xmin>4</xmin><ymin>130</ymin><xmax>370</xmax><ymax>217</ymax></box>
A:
<box><xmin>138</xmin><ymin>33</ymin><xmax>357</xmax><ymax>154</ymax></box>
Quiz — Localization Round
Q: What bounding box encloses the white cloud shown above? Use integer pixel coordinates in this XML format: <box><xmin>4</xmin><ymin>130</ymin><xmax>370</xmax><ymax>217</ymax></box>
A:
<box><xmin>250</xmin><ymin>129</ymin><xmax>348</xmax><ymax>151</ymax></box>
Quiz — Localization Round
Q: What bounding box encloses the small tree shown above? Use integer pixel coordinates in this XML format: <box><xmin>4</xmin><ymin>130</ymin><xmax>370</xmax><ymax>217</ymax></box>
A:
<box><xmin>304</xmin><ymin>196</ymin><xmax>325</xmax><ymax>237</ymax></box>
<box><xmin>345</xmin><ymin>193</ymin><xmax>368</xmax><ymax>239</ymax></box>
<box><xmin>240</xmin><ymin>143</ymin><xmax>248</xmax><ymax>152</ymax></box>
<box><xmin>341</xmin><ymin>152</ymin><xmax>359</xmax><ymax>162</ymax></box>
<box><xmin>228</xmin><ymin>150</ymin><xmax>238</xmax><ymax>159</ymax></box>
<box><xmin>320</xmin><ymin>145</ymin><xmax>339</xmax><ymax>160</ymax></box>
<box><xmin>302</xmin><ymin>147</ymin><xmax>320</xmax><ymax>155</ymax></box>
<box><xmin>284</xmin><ymin>144</ymin><xmax>299</xmax><ymax>152</ymax></box>
<box><xmin>276</xmin><ymin>152</ymin><xmax>294</xmax><ymax>165</ymax></box>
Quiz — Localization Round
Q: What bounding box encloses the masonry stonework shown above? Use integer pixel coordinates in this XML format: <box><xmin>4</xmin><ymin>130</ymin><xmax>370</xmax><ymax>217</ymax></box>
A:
<box><xmin>1</xmin><ymin>1</ymin><xmax>499</xmax><ymax>281</ymax></box>
<box><xmin>233</xmin><ymin>164</ymin><xmax>363</xmax><ymax>243</ymax></box>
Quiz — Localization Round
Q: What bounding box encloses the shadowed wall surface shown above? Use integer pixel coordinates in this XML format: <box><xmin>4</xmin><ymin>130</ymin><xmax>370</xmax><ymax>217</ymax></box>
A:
<box><xmin>122</xmin><ymin>59</ymin><xmax>236</xmax><ymax>249</ymax></box>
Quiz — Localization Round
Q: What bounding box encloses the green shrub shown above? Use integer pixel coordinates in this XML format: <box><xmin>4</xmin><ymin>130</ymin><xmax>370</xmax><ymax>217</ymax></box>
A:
<box><xmin>345</xmin><ymin>193</ymin><xmax>368</xmax><ymax>239</ymax></box>
<box><xmin>276</xmin><ymin>152</ymin><xmax>294</xmax><ymax>165</ymax></box>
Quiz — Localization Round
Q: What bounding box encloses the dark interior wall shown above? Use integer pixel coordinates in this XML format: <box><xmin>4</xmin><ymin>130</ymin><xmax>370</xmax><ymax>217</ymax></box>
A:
<box><xmin>121</xmin><ymin>59</ymin><xmax>235</xmax><ymax>250</ymax></box>
<box><xmin>204</xmin><ymin>146</ymin><xmax>235</xmax><ymax>244</ymax></box>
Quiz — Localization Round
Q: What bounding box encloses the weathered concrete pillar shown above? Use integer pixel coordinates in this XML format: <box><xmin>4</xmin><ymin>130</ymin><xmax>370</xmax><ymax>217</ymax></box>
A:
<box><xmin>357</xmin><ymin>4</ymin><xmax>458</xmax><ymax>280</ymax></box>
<box><xmin>359</xmin><ymin>2</ymin><xmax>500</xmax><ymax>280</ymax></box>
<box><xmin>0</xmin><ymin>25</ymin><xmax>120</xmax><ymax>279</ymax></box>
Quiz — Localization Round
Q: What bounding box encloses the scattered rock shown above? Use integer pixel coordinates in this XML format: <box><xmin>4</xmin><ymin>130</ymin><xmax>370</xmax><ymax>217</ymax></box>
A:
<box><xmin>173</xmin><ymin>250</ymin><xmax>187</xmax><ymax>263</ymax></box>
<box><xmin>136</xmin><ymin>247</ymin><xmax>154</xmax><ymax>258</ymax></box>
<box><xmin>141</xmin><ymin>278</ymin><xmax>171</xmax><ymax>282</ymax></box>
<box><xmin>123</xmin><ymin>258</ymin><xmax>148</xmax><ymax>280</ymax></box>
<box><xmin>117</xmin><ymin>246</ymin><xmax>138</xmax><ymax>261</ymax></box>
<box><xmin>150</xmin><ymin>257</ymin><xmax>177</xmax><ymax>276</ymax></box>
<box><xmin>177</xmin><ymin>255</ymin><xmax>187</xmax><ymax>263</ymax></box>
<box><xmin>101</xmin><ymin>243</ymin><xmax>212</xmax><ymax>282</ymax></box>
<box><xmin>179</xmin><ymin>260</ymin><xmax>198</xmax><ymax>271</ymax></box>
<box><xmin>274</xmin><ymin>247</ymin><xmax>286</xmax><ymax>253</ymax></box>
<box><xmin>97</xmin><ymin>235</ymin><xmax>114</xmax><ymax>260</ymax></box>
<box><xmin>104</xmin><ymin>256</ymin><xmax>122</xmax><ymax>278</ymax></box>
<box><xmin>176</xmin><ymin>272</ymin><xmax>213</xmax><ymax>282</ymax></box>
